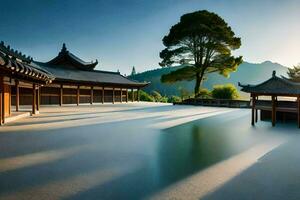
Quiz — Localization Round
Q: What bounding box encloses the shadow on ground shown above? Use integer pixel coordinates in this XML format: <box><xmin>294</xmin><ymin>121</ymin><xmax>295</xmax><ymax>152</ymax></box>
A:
<box><xmin>202</xmin><ymin>136</ymin><xmax>300</xmax><ymax>200</ymax></box>
<box><xmin>1</xmin><ymin>106</ymin><xmax>299</xmax><ymax>200</ymax></box>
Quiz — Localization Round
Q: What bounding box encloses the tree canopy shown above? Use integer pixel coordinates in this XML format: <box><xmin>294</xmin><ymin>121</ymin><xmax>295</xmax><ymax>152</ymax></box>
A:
<box><xmin>287</xmin><ymin>65</ymin><xmax>300</xmax><ymax>82</ymax></box>
<box><xmin>160</xmin><ymin>10</ymin><xmax>242</xmax><ymax>95</ymax></box>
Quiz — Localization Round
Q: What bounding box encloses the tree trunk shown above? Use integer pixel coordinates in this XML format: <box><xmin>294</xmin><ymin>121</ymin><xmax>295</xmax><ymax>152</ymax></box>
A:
<box><xmin>194</xmin><ymin>69</ymin><xmax>205</xmax><ymax>96</ymax></box>
<box><xmin>194</xmin><ymin>73</ymin><xmax>201</xmax><ymax>95</ymax></box>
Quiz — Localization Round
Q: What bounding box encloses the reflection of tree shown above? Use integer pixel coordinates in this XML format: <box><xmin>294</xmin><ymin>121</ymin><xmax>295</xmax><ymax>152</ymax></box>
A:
<box><xmin>155</xmin><ymin>115</ymin><xmax>253</xmax><ymax>188</ymax></box>
<box><xmin>190</xmin><ymin>125</ymin><xmax>205</xmax><ymax>165</ymax></box>
<box><xmin>189</xmin><ymin>125</ymin><xmax>228</xmax><ymax>168</ymax></box>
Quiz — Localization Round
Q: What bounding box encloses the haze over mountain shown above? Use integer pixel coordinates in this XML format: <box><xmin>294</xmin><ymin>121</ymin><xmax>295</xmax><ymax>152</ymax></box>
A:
<box><xmin>129</xmin><ymin>61</ymin><xmax>288</xmax><ymax>98</ymax></box>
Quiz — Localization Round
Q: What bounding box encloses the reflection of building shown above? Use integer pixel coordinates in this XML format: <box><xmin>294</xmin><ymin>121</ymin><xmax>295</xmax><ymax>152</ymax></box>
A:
<box><xmin>239</xmin><ymin>71</ymin><xmax>300</xmax><ymax>128</ymax></box>
<box><xmin>0</xmin><ymin>42</ymin><xmax>148</xmax><ymax>125</ymax></box>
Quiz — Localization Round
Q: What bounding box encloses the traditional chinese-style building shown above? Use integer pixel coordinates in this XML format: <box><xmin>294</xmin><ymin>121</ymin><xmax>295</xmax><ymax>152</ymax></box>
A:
<box><xmin>0</xmin><ymin>42</ymin><xmax>148</xmax><ymax>125</ymax></box>
<box><xmin>239</xmin><ymin>71</ymin><xmax>300</xmax><ymax>128</ymax></box>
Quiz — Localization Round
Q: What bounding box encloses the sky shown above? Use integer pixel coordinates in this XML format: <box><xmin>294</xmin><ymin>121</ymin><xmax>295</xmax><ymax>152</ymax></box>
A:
<box><xmin>0</xmin><ymin>0</ymin><xmax>300</xmax><ymax>74</ymax></box>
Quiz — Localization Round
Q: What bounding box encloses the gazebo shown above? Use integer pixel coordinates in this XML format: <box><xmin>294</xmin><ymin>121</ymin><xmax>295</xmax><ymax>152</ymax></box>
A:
<box><xmin>239</xmin><ymin>71</ymin><xmax>300</xmax><ymax>128</ymax></box>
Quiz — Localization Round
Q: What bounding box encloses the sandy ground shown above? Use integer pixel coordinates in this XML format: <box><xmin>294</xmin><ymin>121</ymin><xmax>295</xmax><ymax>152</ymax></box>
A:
<box><xmin>0</xmin><ymin>102</ymin><xmax>300</xmax><ymax>200</ymax></box>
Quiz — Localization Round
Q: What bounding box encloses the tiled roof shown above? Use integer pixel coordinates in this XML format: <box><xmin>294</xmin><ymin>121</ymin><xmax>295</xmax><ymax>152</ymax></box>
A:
<box><xmin>34</xmin><ymin>61</ymin><xmax>148</xmax><ymax>87</ymax></box>
<box><xmin>0</xmin><ymin>42</ymin><xmax>148</xmax><ymax>87</ymax></box>
<box><xmin>0</xmin><ymin>42</ymin><xmax>54</xmax><ymax>83</ymax></box>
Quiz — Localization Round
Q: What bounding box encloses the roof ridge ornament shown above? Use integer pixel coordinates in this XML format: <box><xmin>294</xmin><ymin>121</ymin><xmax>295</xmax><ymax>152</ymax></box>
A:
<box><xmin>61</xmin><ymin>43</ymin><xmax>68</xmax><ymax>53</ymax></box>
<box><xmin>272</xmin><ymin>70</ymin><xmax>276</xmax><ymax>77</ymax></box>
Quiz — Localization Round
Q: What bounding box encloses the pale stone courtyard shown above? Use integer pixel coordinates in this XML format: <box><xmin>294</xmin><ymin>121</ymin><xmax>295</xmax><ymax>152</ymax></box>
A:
<box><xmin>0</xmin><ymin>103</ymin><xmax>300</xmax><ymax>200</ymax></box>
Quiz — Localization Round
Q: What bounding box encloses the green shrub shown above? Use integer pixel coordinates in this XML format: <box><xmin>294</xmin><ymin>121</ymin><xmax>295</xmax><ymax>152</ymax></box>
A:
<box><xmin>139</xmin><ymin>90</ymin><xmax>155</xmax><ymax>102</ymax></box>
<box><xmin>211</xmin><ymin>84</ymin><xmax>239</xmax><ymax>99</ymax></box>
<box><xmin>196</xmin><ymin>88</ymin><xmax>212</xmax><ymax>99</ymax></box>
<box><xmin>151</xmin><ymin>90</ymin><xmax>163</xmax><ymax>102</ymax></box>
<box><xmin>178</xmin><ymin>87</ymin><xmax>192</xmax><ymax>100</ymax></box>
<box><xmin>168</xmin><ymin>95</ymin><xmax>181</xmax><ymax>103</ymax></box>
<box><xmin>160</xmin><ymin>96</ymin><xmax>169</xmax><ymax>103</ymax></box>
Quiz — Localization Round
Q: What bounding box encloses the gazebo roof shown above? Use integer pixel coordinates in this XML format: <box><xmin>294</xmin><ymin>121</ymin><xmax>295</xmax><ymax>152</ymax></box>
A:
<box><xmin>239</xmin><ymin>71</ymin><xmax>300</xmax><ymax>96</ymax></box>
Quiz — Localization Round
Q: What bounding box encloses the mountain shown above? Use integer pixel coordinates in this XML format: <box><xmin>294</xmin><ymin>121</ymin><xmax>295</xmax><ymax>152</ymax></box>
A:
<box><xmin>129</xmin><ymin>61</ymin><xmax>288</xmax><ymax>98</ymax></box>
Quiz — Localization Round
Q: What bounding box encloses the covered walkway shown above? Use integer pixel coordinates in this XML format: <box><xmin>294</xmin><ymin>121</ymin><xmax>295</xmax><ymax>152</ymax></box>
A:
<box><xmin>0</xmin><ymin>42</ymin><xmax>147</xmax><ymax>125</ymax></box>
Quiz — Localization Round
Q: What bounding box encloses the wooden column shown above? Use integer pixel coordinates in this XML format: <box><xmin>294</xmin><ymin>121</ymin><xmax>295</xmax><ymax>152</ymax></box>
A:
<box><xmin>255</xmin><ymin>96</ymin><xmax>258</xmax><ymax>123</ymax></box>
<box><xmin>59</xmin><ymin>84</ymin><xmax>63</xmax><ymax>106</ymax></box>
<box><xmin>120</xmin><ymin>88</ymin><xmax>123</xmax><ymax>103</ymax></box>
<box><xmin>131</xmin><ymin>89</ymin><xmax>134</xmax><ymax>102</ymax></box>
<box><xmin>36</xmin><ymin>86</ymin><xmax>40</xmax><ymax>111</ymax></box>
<box><xmin>271</xmin><ymin>95</ymin><xmax>276</xmax><ymax>127</ymax></box>
<box><xmin>126</xmin><ymin>89</ymin><xmax>128</xmax><ymax>103</ymax></box>
<box><xmin>102</xmin><ymin>87</ymin><xmax>104</xmax><ymax>104</ymax></box>
<box><xmin>16</xmin><ymin>80</ymin><xmax>19</xmax><ymax>111</ymax></box>
<box><xmin>8</xmin><ymin>85</ymin><xmax>11</xmax><ymax>116</ymax></box>
<box><xmin>90</xmin><ymin>86</ymin><xmax>93</xmax><ymax>105</ymax></box>
<box><xmin>137</xmin><ymin>88</ymin><xmax>140</xmax><ymax>102</ymax></box>
<box><xmin>112</xmin><ymin>88</ymin><xmax>115</xmax><ymax>104</ymax></box>
<box><xmin>251</xmin><ymin>94</ymin><xmax>255</xmax><ymax>126</ymax></box>
<box><xmin>298</xmin><ymin>96</ymin><xmax>300</xmax><ymax>128</ymax></box>
<box><xmin>32</xmin><ymin>83</ymin><xmax>36</xmax><ymax>115</ymax></box>
<box><xmin>0</xmin><ymin>77</ymin><xmax>4</xmax><ymax>124</ymax></box>
<box><xmin>0</xmin><ymin>77</ymin><xmax>3</xmax><ymax>125</ymax></box>
<box><xmin>77</xmin><ymin>86</ymin><xmax>80</xmax><ymax>106</ymax></box>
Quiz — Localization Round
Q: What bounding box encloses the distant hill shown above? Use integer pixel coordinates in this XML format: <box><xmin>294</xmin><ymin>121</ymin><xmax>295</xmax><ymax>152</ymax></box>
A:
<box><xmin>129</xmin><ymin>61</ymin><xmax>288</xmax><ymax>98</ymax></box>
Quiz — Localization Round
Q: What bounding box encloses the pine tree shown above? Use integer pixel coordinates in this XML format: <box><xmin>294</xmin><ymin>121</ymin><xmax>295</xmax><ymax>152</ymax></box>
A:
<box><xmin>160</xmin><ymin>10</ymin><xmax>242</xmax><ymax>95</ymax></box>
<box><xmin>131</xmin><ymin>66</ymin><xmax>136</xmax><ymax>76</ymax></box>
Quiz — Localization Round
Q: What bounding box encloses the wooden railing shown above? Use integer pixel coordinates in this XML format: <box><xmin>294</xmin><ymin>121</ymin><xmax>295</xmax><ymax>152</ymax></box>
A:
<box><xmin>255</xmin><ymin>100</ymin><xmax>298</xmax><ymax>113</ymax></box>
<box><xmin>256</xmin><ymin>100</ymin><xmax>297</xmax><ymax>108</ymax></box>
<box><xmin>174</xmin><ymin>98</ymin><xmax>251</xmax><ymax>108</ymax></box>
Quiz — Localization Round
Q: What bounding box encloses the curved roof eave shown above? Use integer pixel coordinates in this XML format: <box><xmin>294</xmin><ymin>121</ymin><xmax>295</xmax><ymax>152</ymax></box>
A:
<box><xmin>52</xmin><ymin>77</ymin><xmax>149</xmax><ymax>87</ymax></box>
